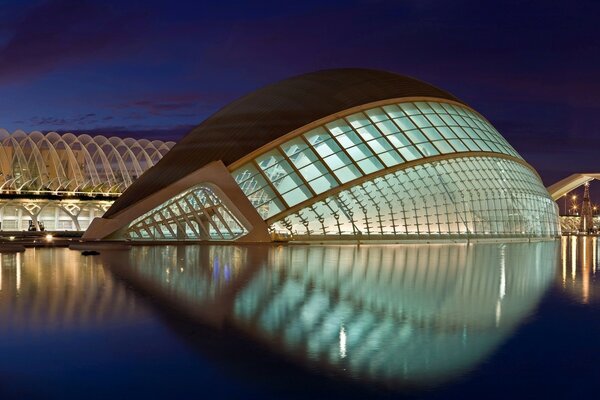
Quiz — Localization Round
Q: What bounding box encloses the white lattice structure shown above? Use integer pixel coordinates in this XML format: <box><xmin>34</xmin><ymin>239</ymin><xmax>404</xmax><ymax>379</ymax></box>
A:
<box><xmin>0</xmin><ymin>129</ymin><xmax>174</xmax><ymax>195</ymax></box>
<box><xmin>0</xmin><ymin>130</ymin><xmax>175</xmax><ymax>231</ymax></box>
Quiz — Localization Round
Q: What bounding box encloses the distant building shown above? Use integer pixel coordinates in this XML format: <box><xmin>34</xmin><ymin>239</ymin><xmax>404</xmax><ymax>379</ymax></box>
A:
<box><xmin>84</xmin><ymin>69</ymin><xmax>560</xmax><ymax>242</ymax></box>
<box><xmin>0</xmin><ymin>129</ymin><xmax>174</xmax><ymax>231</ymax></box>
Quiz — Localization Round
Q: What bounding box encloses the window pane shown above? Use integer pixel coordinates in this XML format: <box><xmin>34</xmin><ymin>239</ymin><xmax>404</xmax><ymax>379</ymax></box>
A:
<box><xmin>416</xmin><ymin>142</ymin><xmax>440</xmax><ymax>157</ymax></box>
<box><xmin>346</xmin><ymin>143</ymin><xmax>373</xmax><ymax>161</ymax></box>
<box><xmin>313</xmin><ymin>137</ymin><xmax>342</xmax><ymax>158</ymax></box>
<box><xmin>256</xmin><ymin>149</ymin><xmax>285</xmax><ymax>170</ymax></box>
<box><xmin>333</xmin><ymin>164</ymin><xmax>362</xmax><ymax>183</ymax></box>
<box><xmin>398</xmin><ymin>146</ymin><xmax>421</xmax><ymax>161</ymax></box>
<box><xmin>298</xmin><ymin>161</ymin><xmax>328</xmax><ymax>181</ymax></box>
<box><xmin>357</xmin><ymin>157</ymin><xmax>384</xmax><ymax>174</ymax></box>
<box><xmin>382</xmin><ymin>104</ymin><xmax>404</xmax><ymax>118</ymax></box>
<box><xmin>325</xmin><ymin>119</ymin><xmax>352</xmax><ymax>136</ymax></box>
<box><xmin>304</xmin><ymin>127</ymin><xmax>331</xmax><ymax>145</ymax></box>
<box><xmin>364</xmin><ymin>107</ymin><xmax>388</xmax><ymax>122</ymax></box>
<box><xmin>282</xmin><ymin>185</ymin><xmax>311</xmax><ymax>206</ymax></box>
<box><xmin>378</xmin><ymin>150</ymin><xmax>404</xmax><ymax>167</ymax></box>
<box><xmin>386</xmin><ymin>132</ymin><xmax>412</xmax><ymax>148</ymax></box>
<box><xmin>288</xmin><ymin>148</ymin><xmax>319</xmax><ymax>169</ymax></box>
<box><xmin>308</xmin><ymin>174</ymin><xmax>338</xmax><ymax>194</ymax></box>
<box><xmin>405</xmin><ymin>130</ymin><xmax>428</xmax><ymax>144</ymax></box>
<box><xmin>398</xmin><ymin>103</ymin><xmax>420</xmax><ymax>115</ymax></box>
<box><xmin>346</xmin><ymin>112</ymin><xmax>371</xmax><ymax>129</ymax></box>
<box><xmin>323</xmin><ymin>151</ymin><xmax>353</xmax><ymax>170</ymax></box>
<box><xmin>336</xmin><ymin>131</ymin><xmax>363</xmax><ymax>148</ymax></box>
<box><xmin>356</xmin><ymin>125</ymin><xmax>383</xmax><ymax>141</ymax></box>
<box><xmin>376</xmin><ymin>120</ymin><xmax>400</xmax><ymax>135</ymax></box>
<box><xmin>281</xmin><ymin>137</ymin><xmax>309</xmax><ymax>158</ymax></box>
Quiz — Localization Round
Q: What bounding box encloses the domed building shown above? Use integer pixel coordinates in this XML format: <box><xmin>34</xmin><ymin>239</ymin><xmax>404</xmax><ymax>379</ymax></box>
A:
<box><xmin>84</xmin><ymin>69</ymin><xmax>560</xmax><ymax>242</ymax></box>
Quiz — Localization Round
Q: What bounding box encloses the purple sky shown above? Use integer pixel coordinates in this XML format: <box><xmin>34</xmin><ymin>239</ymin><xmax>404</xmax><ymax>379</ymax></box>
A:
<box><xmin>1</xmin><ymin>0</ymin><xmax>599</xmax><ymax>185</ymax></box>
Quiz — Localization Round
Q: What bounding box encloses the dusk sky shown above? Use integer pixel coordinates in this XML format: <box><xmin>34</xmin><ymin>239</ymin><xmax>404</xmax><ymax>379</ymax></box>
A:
<box><xmin>0</xmin><ymin>0</ymin><xmax>598</xmax><ymax>185</ymax></box>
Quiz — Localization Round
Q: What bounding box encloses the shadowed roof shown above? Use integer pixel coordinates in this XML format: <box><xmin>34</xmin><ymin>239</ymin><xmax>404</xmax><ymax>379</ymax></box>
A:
<box><xmin>104</xmin><ymin>68</ymin><xmax>464</xmax><ymax>218</ymax></box>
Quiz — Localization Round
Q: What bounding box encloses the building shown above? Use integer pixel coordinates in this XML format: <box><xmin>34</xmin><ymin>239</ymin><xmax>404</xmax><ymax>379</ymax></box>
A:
<box><xmin>84</xmin><ymin>69</ymin><xmax>560</xmax><ymax>242</ymax></box>
<box><xmin>0</xmin><ymin>129</ymin><xmax>174</xmax><ymax>231</ymax></box>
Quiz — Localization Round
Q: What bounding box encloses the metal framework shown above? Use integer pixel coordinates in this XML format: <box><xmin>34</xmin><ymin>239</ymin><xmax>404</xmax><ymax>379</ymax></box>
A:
<box><xmin>231</xmin><ymin>100</ymin><xmax>559</xmax><ymax>240</ymax></box>
<box><xmin>0</xmin><ymin>129</ymin><xmax>174</xmax><ymax>196</ymax></box>
<box><xmin>0</xmin><ymin>129</ymin><xmax>174</xmax><ymax>231</ymax></box>
<box><xmin>126</xmin><ymin>184</ymin><xmax>247</xmax><ymax>240</ymax></box>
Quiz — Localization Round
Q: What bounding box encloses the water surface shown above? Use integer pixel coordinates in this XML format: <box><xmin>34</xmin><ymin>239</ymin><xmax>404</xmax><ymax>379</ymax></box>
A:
<box><xmin>0</xmin><ymin>239</ymin><xmax>598</xmax><ymax>399</ymax></box>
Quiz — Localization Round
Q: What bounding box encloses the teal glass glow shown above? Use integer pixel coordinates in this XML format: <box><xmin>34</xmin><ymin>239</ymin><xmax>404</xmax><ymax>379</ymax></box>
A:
<box><xmin>231</xmin><ymin>100</ymin><xmax>557</xmax><ymax>239</ymax></box>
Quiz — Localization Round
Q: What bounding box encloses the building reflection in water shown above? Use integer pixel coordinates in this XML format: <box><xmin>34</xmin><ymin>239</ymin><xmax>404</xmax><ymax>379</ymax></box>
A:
<box><xmin>560</xmin><ymin>236</ymin><xmax>600</xmax><ymax>304</ymax></box>
<box><xmin>0</xmin><ymin>249</ymin><xmax>141</xmax><ymax>332</ymax></box>
<box><xmin>114</xmin><ymin>241</ymin><xmax>559</xmax><ymax>388</ymax></box>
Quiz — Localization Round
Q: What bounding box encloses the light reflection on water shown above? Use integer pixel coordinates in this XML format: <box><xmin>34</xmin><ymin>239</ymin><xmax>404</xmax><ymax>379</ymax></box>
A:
<box><xmin>8</xmin><ymin>240</ymin><xmax>599</xmax><ymax>397</ymax></box>
<box><xmin>106</xmin><ymin>241</ymin><xmax>559</xmax><ymax>389</ymax></box>
<box><xmin>0</xmin><ymin>249</ymin><xmax>142</xmax><ymax>333</ymax></box>
<box><xmin>560</xmin><ymin>236</ymin><xmax>600</xmax><ymax>304</ymax></box>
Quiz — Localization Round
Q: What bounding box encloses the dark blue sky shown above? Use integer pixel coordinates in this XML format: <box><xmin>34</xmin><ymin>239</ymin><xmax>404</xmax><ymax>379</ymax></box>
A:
<box><xmin>0</xmin><ymin>0</ymin><xmax>599</xmax><ymax>184</ymax></box>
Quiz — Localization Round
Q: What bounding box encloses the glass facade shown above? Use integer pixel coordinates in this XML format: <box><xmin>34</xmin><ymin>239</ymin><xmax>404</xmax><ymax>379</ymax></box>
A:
<box><xmin>228</xmin><ymin>100</ymin><xmax>560</xmax><ymax>240</ymax></box>
<box><xmin>126</xmin><ymin>185</ymin><xmax>247</xmax><ymax>240</ymax></box>
<box><xmin>269</xmin><ymin>157</ymin><xmax>559</xmax><ymax>238</ymax></box>
<box><xmin>232</xmin><ymin>101</ymin><xmax>521</xmax><ymax>220</ymax></box>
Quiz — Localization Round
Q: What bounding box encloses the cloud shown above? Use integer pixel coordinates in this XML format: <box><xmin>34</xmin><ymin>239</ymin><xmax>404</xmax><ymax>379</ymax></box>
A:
<box><xmin>0</xmin><ymin>0</ymin><xmax>143</xmax><ymax>82</ymax></box>
<box><xmin>65</xmin><ymin>124</ymin><xmax>194</xmax><ymax>141</ymax></box>
<box><xmin>28</xmin><ymin>112</ymin><xmax>98</xmax><ymax>127</ymax></box>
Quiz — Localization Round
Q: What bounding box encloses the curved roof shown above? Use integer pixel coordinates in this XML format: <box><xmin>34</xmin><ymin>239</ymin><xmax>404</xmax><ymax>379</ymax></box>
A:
<box><xmin>105</xmin><ymin>68</ymin><xmax>464</xmax><ymax>218</ymax></box>
<box><xmin>0</xmin><ymin>129</ymin><xmax>174</xmax><ymax>196</ymax></box>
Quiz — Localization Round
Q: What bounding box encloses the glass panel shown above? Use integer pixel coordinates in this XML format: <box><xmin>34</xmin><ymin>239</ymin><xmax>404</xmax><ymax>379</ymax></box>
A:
<box><xmin>385</xmin><ymin>132</ymin><xmax>412</xmax><ymax>148</ymax></box>
<box><xmin>272</xmin><ymin>172</ymin><xmax>305</xmax><ymax>194</ymax></box>
<box><xmin>298</xmin><ymin>161</ymin><xmax>329</xmax><ymax>181</ymax></box>
<box><xmin>405</xmin><ymin>130</ymin><xmax>428</xmax><ymax>144</ymax></box>
<box><xmin>364</xmin><ymin>107</ymin><xmax>388</xmax><ymax>122</ymax></box>
<box><xmin>262</xmin><ymin>159</ymin><xmax>294</xmax><ymax>182</ymax></box>
<box><xmin>325</xmin><ymin>119</ymin><xmax>353</xmax><ymax>136</ymax></box>
<box><xmin>288</xmin><ymin>147</ymin><xmax>319</xmax><ymax>169</ymax></box>
<box><xmin>281</xmin><ymin>185</ymin><xmax>311</xmax><ymax>206</ymax></box>
<box><xmin>346</xmin><ymin>143</ymin><xmax>374</xmax><ymax>162</ymax></box>
<box><xmin>313</xmin><ymin>137</ymin><xmax>342</xmax><ymax>158</ymax></box>
<box><xmin>365</xmin><ymin>137</ymin><xmax>393</xmax><ymax>154</ymax></box>
<box><xmin>356</xmin><ymin>125</ymin><xmax>383</xmax><ymax>141</ymax></box>
<box><xmin>304</xmin><ymin>127</ymin><xmax>331</xmax><ymax>145</ymax></box>
<box><xmin>376</xmin><ymin>120</ymin><xmax>400</xmax><ymax>135</ymax></box>
<box><xmin>416</xmin><ymin>142</ymin><xmax>440</xmax><ymax>157</ymax></box>
<box><xmin>378</xmin><ymin>150</ymin><xmax>404</xmax><ymax>167</ymax></box>
<box><xmin>281</xmin><ymin>137</ymin><xmax>309</xmax><ymax>158</ymax></box>
<box><xmin>346</xmin><ymin>112</ymin><xmax>371</xmax><ymax>129</ymax></box>
<box><xmin>307</xmin><ymin>174</ymin><xmax>338</xmax><ymax>194</ymax></box>
<box><xmin>421</xmin><ymin>127</ymin><xmax>443</xmax><ymax>141</ymax></box>
<box><xmin>393</xmin><ymin>116</ymin><xmax>417</xmax><ymax>131</ymax></box>
<box><xmin>398</xmin><ymin>146</ymin><xmax>421</xmax><ymax>161</ymax></box>
<box><xmin>323</xmin><ymin>151</ymin><xmax>353</xmax><ymax>170</ymax></box>
<box><xmin>256</xmin><ymin>149</ymin><xmax>285</xmax><ymax>170</ymax></box>
<box><xmin>432</xmin><ymin>140</ymin><xmax>455</xmax><ymax>154</ymax></box>
<box><xmin>410</xmin><ymin>115</ymin><xmax>432</xmax><ymax>128</ymax></box>
<box><xmin>448</xmin><ymin>139</ymin><xmax>469</xmax><ymax>152</ymax></box>
<box><xmin>335</xmin><ymin>131</ymin><xmax>363</xmax><ymax>148</ymax></box>
<box><xmin>357</xmin><ymin>157</ymin><xmax>384</xmax><ymax>174</ymax></box>
<box><xmin>333</xmin><ymin>164</ymin><xmax>362</xmax><ymax>183</ymax></box>
<box><xmin>398</xmin><ymin>103</ymin><xmax>420</xmax><ymax>115</ymax></box>
<box><xmin>382</xmin><ymin>104</ymin><xmax>404</xmax><ymax>118</ymax></box>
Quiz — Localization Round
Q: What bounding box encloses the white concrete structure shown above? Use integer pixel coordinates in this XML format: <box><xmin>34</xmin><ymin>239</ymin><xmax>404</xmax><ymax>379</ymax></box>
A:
<box><xmin>0</xmin><ymin>130</ymin><xmax>174</xmax><ymax>231</ymax></box>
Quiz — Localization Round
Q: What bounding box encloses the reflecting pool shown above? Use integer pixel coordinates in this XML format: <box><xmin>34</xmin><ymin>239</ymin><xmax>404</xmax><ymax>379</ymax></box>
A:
<box><xmin>0</xmin><ymin>240</ymin><xmax>599</xmax><ymax>399</ymax></box>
